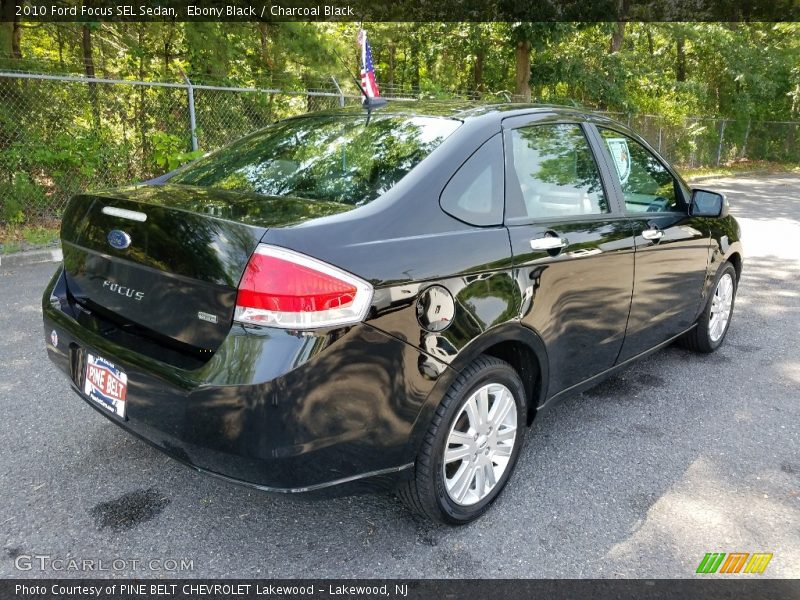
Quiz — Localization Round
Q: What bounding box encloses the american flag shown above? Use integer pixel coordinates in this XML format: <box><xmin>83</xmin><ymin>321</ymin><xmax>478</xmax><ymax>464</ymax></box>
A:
<box><xmin>357</xmin><ymin>29</ymin><xmax>380</xmax><ymax>99</ymax></box>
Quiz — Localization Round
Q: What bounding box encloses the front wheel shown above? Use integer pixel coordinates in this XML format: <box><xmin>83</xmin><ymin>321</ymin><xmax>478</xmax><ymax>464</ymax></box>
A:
<box><xmin>398</xmin><ymin>355</ymin><xmax>526</xmax><ymax>524</ymax></box>
<box><xmin>681</xmin><ymin>262</ymin><xmax>738</xmax><ymax>353</ymax></box>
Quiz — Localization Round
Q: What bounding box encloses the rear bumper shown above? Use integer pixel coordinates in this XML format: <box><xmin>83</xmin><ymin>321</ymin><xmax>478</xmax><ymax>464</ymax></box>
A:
<box><xmin>42</xmin><ymin>267</ymin><xmax>450</xmax><ymax>495</ymax></box>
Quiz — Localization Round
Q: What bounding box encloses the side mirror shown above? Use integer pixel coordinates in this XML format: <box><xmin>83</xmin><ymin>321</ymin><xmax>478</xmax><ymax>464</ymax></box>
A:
<box><xmin>690</xmin><ymin>188</ymin><xmax>727</xmax><ymax>218</ymax></box>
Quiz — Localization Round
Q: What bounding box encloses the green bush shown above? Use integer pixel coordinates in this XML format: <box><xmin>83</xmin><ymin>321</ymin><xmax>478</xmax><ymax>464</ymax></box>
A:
<box><xmin>1</xmin><ymin>194</ymin><xmax>25</xmax><ymax>225</ymax></box>
<box><xmin>150</xmin><ymin>132</ymin><xmax>204</xmax><ymax>172</ymax></box>
<box><xmin>0</xmin><ymin>173</ymin><xmax>48</xmax><ymax>225</ymax></box>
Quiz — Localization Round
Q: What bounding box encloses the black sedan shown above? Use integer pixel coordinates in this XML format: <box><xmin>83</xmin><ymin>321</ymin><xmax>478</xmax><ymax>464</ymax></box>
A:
<box><xmin>43</xmin><ymin>103</ymin><xmax>742</xmax><ymax>524</ymax></box>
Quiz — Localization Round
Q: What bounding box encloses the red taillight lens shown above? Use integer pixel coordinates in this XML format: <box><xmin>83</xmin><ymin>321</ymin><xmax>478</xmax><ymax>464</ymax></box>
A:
<box><xmin>234</xmin><ymin>244</ymin><xmax>373</xmax><ymax>329</ymax></box>
<box><xmin>238</xmin><ymin>255</ymin><xmax>357</xmax><ymax>312</ymax></box>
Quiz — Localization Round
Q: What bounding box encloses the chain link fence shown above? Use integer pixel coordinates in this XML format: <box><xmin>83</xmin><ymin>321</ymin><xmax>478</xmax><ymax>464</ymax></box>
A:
<box><xmin>0</xmin><ymin>71</ymin><xmax>361</xmax><ymax>225</ymax></box>
<box><xmin>1</xmin><ymin>70</ymin><xmax>799</xmax><ymax>226</ymax></box>
<box><xmin>605</xmin><ymin>112</ymin><xmax>800</xmax><ymax>170</ymax></box>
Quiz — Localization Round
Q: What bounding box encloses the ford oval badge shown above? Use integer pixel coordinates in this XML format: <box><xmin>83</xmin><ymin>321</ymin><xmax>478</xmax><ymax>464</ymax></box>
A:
<box><xmin>107</xmin><ymin>230</ymin><xmax>131</xmax><ymax>250</ymax></box>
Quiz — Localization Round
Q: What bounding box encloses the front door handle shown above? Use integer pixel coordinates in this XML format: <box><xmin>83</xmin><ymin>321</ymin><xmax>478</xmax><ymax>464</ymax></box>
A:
<box><xmin>530</xmin><ymin>236</ymin><xmax>568</xmax><ymax>251</ymax></box>
<box><xmin>642</xmin><ymin>228</ymin><xmax>663</xmax><ymax>241</ymax></box>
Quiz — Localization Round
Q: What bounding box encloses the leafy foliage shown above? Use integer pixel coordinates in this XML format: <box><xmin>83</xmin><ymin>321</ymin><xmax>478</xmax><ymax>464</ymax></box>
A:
<box><xmin>150</xmin><ymin>132</ymin><xmax>204</xmax><ymax>172</ymax></box>
<box><xmin>0</xmin><ymin>21</ymin><xmax>799</xmax><ymax>228</ymax></box>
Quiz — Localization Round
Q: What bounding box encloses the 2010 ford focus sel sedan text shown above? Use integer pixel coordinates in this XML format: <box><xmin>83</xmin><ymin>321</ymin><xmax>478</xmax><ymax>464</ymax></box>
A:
<box><xmin>42</xmin><ymin>103</ymin><xmax>742</xmax><ymax>524</ymax></box>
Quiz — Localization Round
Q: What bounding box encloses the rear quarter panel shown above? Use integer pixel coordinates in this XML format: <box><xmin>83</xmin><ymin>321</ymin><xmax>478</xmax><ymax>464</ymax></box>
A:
<box><xmin>263</xmin><ymin>116</ymin><xmax>521</xmax><ymax>367</ymax></box>
<box><xmin>263</xmin><ymin>117</ymin><xmax>527</xmax><ymax>454</ymax></box>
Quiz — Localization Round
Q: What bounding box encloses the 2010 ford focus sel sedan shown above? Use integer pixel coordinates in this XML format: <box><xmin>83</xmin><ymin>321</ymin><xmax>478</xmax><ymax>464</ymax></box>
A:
<box><xmin>43</xmin><ymin>103</ymin><xmax>742</xmax><ymax>524</ymax></box>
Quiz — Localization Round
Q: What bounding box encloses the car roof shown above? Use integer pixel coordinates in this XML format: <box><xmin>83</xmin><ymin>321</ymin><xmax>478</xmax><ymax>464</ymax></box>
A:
<box><xmin>317</xmin><ymin>101</ymin><xmax>605</xmax><ymax>121</ymax></box>
<box><xmin>338</xmin><ymin>101</ymin><xmax>678</xmax><ymax>180</ymax></box>
<box><xmin>281</xmin><ymin>101</ymin><xmax>659</xmax><ymax>165</ymax></box>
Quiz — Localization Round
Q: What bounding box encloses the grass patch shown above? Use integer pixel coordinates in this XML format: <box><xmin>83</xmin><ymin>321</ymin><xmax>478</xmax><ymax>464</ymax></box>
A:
<box><xmin>0</xmin><ymin>222</ymin><xmax>60</xmax><ymax>253</ymax></box>
<box><xmin>680</xmin><ymin>160</ymin><xmax>800</xmax><ymax>180</ymax></box>
<box><xmin>1</xmin><ymin>241</ymin><xmax>21</xmax><ymax>254</ymax></box>
<box><xmin>21</xmin><ymin>226</ymin><xmax>60</xmax><ymax>246</ymax></box>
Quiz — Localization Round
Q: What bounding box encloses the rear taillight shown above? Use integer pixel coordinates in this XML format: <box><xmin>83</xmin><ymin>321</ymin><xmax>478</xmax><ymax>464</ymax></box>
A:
<box><xmin>234</xmin><ymin>244</ymin><xmax>373</xmax><ymax>329</ymax></box>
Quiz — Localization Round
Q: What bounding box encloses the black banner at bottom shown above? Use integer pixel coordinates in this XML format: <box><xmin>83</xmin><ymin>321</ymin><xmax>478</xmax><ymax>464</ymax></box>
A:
<box><xmin>3</xmin><ymin>579</ymin><xmax>800</xmax><ymax>600</ymax></box>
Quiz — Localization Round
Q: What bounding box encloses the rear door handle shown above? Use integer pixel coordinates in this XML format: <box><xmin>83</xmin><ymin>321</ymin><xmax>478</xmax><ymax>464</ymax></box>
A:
<box><xmin>642</xmin><ymin>228</ymin><xmax>663</xmax><ymax>241</ymax></box>
<box><xmin>530</xmin><ymin>236</ymin><xmax>568</xmax><ymax>251</ymax></box>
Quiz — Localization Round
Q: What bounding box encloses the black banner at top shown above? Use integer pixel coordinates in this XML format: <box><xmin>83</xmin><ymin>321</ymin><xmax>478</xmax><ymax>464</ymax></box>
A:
<box><xmin>8</xmin><ymin>0</ymin><xmax>800</xmax><ymax>22</ymax></box>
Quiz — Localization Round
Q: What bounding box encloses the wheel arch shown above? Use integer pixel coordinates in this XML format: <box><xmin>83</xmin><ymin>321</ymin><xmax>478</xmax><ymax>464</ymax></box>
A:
<box><xmin>707</xmin><ymin>237</ymin><xmax>743</xmax><ymax>300</ymax></box>
<box><xmin>453</xmin><ymin>323</ymin><xmax>548</xmax><ymax>423</ymax></box>
<box><xmin>408</xmin><ymin>324</ymin><xmax>548</xmax><ymax>461</ymax></box>
<box><xmin>727</xmin><ymin>250</ymin><xmax>743</xmax><ymax>282</ymax></box>
<box><xmin>481</xmin><ymin>339</ymin><xmax>543</xmax><ymax>426</ymax></box>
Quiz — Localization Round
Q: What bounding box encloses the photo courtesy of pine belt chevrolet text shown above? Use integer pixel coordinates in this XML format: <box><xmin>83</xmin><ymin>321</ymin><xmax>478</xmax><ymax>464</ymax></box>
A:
<box><xmin>42</xmin><ymin>103</ymin><xmax>742</xmax><ymax>524</ymax></box>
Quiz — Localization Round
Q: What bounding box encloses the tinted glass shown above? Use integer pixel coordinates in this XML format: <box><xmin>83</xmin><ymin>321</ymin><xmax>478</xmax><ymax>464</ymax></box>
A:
<box><xmin>507</xmin><ymin>123</ymin><xmax>608</xmax><ymax>220</ymax></box>
<box><xmin>440</xmin><ymin>134</ymin><xmax>504</xmax><ymax>226</ymax></box>
<box><xmin>171</xmin><ymin>115</ymin><xmax>461</xmax><ymax>206</ymax></box>
<box><xmin>598</xmin><ymin>128</ymin><xmax>683</xmax><ymax>213</ymax></box>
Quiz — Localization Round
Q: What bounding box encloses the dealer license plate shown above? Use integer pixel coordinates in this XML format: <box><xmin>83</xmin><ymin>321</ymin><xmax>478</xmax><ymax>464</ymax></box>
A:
<box><xmin>83</xmin><ymin>353</ymin><xmax>128</xmax><ymax>418</ymax></box>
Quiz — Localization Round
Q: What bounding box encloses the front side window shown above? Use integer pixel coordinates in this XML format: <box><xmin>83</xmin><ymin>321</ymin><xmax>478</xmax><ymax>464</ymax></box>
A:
<box><xmin>507</xmin><ymin>123</ymin><xmax>609</xmax><ymax>220</ymax></box>
<box><xmin>598</xmin><ymin>128</ymin><xmax>683</xmax><ymax>213</ymax></box>
<box><xmin>171</xmin><ymin>115</ymin><xmax>461</xmax><ymax>206</ymax></box>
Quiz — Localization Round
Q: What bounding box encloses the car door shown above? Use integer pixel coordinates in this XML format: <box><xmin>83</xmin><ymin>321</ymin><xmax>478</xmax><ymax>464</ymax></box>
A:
<box><xmin>503</xmin><ymin>115</ymin><xmax>635</xmax><ymax>397</ymax></box>
<box><xmin>589</xmin><ymin>125</ymin><xmax>711</xmax><ymax>361</ymax></box>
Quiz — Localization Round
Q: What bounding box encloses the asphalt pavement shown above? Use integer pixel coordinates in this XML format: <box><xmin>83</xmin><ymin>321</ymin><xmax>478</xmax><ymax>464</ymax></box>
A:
<box><xmin>1</xmin><ymin>174</ymin><xmax>798</xmax><ymax>578</ymax></box>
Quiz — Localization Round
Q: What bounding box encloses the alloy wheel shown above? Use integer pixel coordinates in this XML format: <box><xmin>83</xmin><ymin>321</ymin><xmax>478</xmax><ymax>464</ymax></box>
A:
<box><xmin>442</xmin><ymin>383</ymin><xmax>518</xmax><ymax>506</ymax></box>
<box><xmin>709</xmin><ymin>272</ymin><xmax>734</xmax><ymax>342</ymax></box>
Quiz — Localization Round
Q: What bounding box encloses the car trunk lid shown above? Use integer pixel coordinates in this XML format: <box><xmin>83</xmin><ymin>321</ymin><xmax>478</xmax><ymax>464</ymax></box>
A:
<box><xmin>60</xmin><ymin>184</ymin><xmax>351</xmax><ymax>352</ymax></box>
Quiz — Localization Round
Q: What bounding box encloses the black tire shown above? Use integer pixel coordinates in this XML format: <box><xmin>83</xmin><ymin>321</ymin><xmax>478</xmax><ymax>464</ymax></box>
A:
<box><xmin>398</xmin><ymin>355</ymin><xmax>526</xmax><ymax>525</ymax></box>
<box><xmin>680</xmin><ymin>262</ymin><xmax>738</xmax><ymax>353</ymax></box>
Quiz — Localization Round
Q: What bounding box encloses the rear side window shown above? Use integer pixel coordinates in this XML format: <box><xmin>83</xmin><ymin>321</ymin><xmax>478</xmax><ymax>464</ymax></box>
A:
<box><xmin>171</xmin><ymin>115</ymin><xmax>461</xmax><ymax>206</ymax></box>
<box><xmin>440</xmin><ymin>134</ymin><xmax>504</xmax><ymax>226</ymax></box>
<box><xmin>506</xmin><ymin>123</ymin><xmax>609</xmax><ymax>220</ymax></box>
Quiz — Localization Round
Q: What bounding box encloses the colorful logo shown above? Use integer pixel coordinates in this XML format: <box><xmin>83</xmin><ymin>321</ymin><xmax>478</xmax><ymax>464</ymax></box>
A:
<box><xmin>107</xmin><ymin>229</ymin><xmax>132</xmax><ymax>250</ymax></box>
<box><xmin>696</xmin><ymin>552</ymin><xmax>773</xmax><ymax>574</ymax></box>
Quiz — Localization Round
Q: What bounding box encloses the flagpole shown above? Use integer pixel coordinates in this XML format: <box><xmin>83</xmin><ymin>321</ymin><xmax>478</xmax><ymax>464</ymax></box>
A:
<box><xmin>357</xmin><ymin>21</ymin><xmax>363</xmax><ymax>79</ymax></box>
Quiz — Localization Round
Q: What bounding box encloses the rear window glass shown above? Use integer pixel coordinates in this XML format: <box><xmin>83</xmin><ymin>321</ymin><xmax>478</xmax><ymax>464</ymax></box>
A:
<box><xmin>170</xmin><ymin>114</ymin><xmax>461</xmax><ymax>206</ymax></box>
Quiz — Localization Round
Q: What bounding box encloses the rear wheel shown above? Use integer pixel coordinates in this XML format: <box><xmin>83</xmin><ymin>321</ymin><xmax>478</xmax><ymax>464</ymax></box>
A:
<box><xmin>398</xmin><ymin>355</ymin><xmax>526</xmax><ymax>524</ymax></box>
<box><xmin>681</xmin><ymin>262</ymin><xmax>738</xmax><ymax>353</ymax></box>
